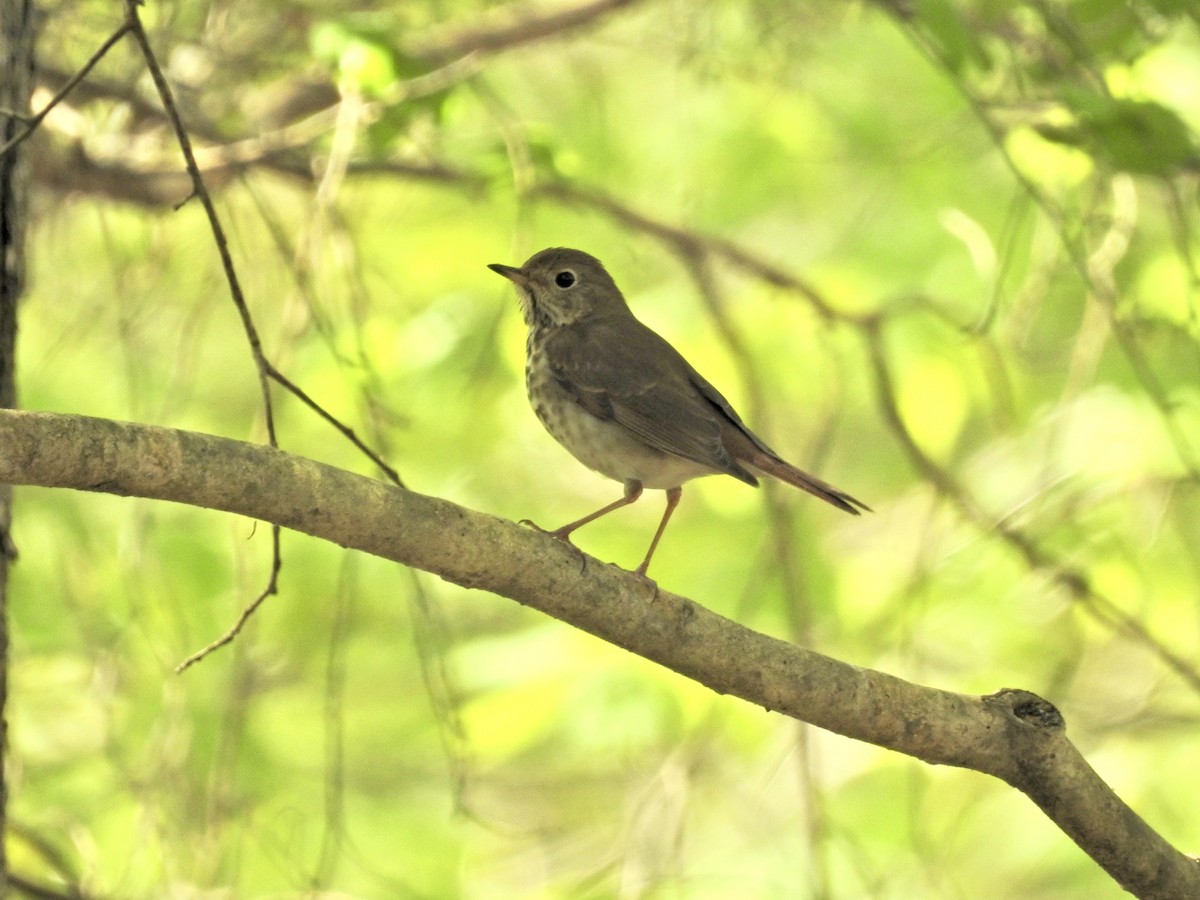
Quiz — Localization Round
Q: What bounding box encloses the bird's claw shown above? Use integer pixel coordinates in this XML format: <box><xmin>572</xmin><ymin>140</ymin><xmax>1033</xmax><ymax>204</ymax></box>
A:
<box><xmin>519</xmin><ymin>518</ymin><xmax>571</xmax><ymax>541</ymax></box>
<box><xmin>520</xmin><ymin>519</ymin><xmax>587</xmax><ymax>573</ymax></box>
<box><xmin>632</xmin><ymin>566</ymin><xmax>660</xmax><ymax>599</ymax></box>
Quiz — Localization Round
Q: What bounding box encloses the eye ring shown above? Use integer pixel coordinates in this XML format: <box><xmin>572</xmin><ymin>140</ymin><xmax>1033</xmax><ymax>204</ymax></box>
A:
<box><xmin>554</xmin><ymin>270</ymin><xmax>576</xmax><ymax>288</ymax></box>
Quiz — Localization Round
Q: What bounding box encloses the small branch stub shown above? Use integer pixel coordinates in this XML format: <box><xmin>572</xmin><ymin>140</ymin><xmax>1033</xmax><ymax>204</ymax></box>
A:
<box><xmin>986</xmin><ymin>688</ymin><xmax>1067</xmax><ymax>732</ymax></box>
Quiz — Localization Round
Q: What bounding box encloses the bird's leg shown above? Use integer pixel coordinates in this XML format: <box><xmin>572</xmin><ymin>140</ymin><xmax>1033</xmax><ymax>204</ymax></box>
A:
<box><xmin>635</xmin><ymin>486</ymin><xmax>682</xmax><ymax>577</ymax></box>
<box><xmin>522</xmin><ymin>480</ymin><xmax>645</xmax><ymax>544</ymax></box>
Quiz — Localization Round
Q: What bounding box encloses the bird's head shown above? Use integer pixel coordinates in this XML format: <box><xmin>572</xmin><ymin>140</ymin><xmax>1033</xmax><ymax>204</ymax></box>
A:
<box><xmin>488</xmin><ymin>247</ymin><xmax>629</xmax><ymax>328</ymax></box>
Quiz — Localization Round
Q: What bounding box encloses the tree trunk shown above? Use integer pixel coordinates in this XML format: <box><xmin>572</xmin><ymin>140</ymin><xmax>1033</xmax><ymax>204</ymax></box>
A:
<box><xmin>0</xmin><ymin>0</ymin><xmax>37</xmax><ymax>889</ymax></box>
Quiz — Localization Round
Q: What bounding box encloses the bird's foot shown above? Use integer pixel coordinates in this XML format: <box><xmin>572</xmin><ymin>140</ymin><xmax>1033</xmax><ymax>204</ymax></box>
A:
<box><xmin>519</xmin><ymin>519</ymin><xmax>587</xmax><ymax>574</ymax></box>
<box><xmin>519</xmin><ymin>518</ymin><xmax>574</xmax><ymax>542</ymax></box>
<box><xmin>631</xmin><ymin>564</ymin><xmax>660</xmax><ymax>599</ymax></box>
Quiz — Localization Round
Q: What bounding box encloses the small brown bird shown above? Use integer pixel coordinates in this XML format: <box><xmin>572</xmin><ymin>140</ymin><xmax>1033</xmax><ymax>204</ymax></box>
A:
<box><xmin>489</xmin><ymin>247</ymin><xmax>868</xmax><ymax>576</ymax></box>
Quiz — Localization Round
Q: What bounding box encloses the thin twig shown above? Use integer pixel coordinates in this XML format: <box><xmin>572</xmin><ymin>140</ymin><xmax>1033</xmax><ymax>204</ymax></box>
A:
<box><xmin>0</xmin><ymin>22</ymin><xmax>132</xmax><ymax>161</ymax></box>
<box><xmin>531</xmin><ymin>181</ymin><xmax>843</xmax><ymax>320</ymax></box>
<box><xmin>863</xmin><ymin>318</ymin><xmax>1200</xmax><ymax>695</ymax></box>
<box><xmin>122</xmin><ymin>0</ymin><xmax>284</xmax><ymax>670</ymax></box>
<box><xmin>414</xmin><ymin>0</ymin><xmax>642</xmax><ymax>62</ymax></box>
<box><xmin>174</xmin><ymin>526</ymin><xmax>281</xmax><ymax>674</ymax></box>
<box><xmin>8</xmin><ymin>873</ymin><xmax>88</xmax><ymax>900</ymax></box>
<box><xmin>265</xmin><ymin>363</ymin><xmax>404</xmax><ymax>486</ymax></box>
<box><xmin>122</xmin><ymin>5</ymin><xmax>277</xmax><ymax>439</ymax></box>
<box><xmin>123</xmin><ymin>0</ymin><xmax>414</xmax><ymax>666</ymax></box>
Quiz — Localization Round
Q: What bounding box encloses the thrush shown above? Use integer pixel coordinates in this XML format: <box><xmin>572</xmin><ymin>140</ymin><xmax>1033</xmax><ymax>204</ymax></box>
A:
<box><xmin>488</xmin><ymin>247</ymin><xmax>868</xmax><ymax>576</ymax></box>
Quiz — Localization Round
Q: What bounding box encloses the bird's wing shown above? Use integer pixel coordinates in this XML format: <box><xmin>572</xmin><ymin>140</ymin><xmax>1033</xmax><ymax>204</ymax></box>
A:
<box><xmin>544</xmin><ymin>317</ymin><xmax>759</xmax><ymax>485</ymax></box>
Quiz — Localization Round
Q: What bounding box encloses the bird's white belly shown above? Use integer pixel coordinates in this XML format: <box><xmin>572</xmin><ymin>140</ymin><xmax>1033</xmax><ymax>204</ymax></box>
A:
<box><xmin>528</xmin><ymin>372</ymin><xmax>713</xmax><ymax>489</ymax></box>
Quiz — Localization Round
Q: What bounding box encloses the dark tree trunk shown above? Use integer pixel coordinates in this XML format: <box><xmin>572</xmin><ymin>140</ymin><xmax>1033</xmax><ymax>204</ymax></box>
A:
<box><xmin>0</xmin><ymin>0</ymin><xmax>37</xmax><ymax>889</ymax></box>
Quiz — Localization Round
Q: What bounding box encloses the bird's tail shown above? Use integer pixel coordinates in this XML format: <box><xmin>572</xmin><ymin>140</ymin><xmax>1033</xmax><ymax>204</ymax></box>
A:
<box><xmin>746</xmin><ymin>451</ymin><xmax>871</xmax><ymax>515</ymax></box>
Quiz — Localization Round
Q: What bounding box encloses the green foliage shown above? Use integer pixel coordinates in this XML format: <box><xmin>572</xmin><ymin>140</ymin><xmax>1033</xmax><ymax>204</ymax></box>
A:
<box><xmin>1037</xmin><ymin>94</ymin><xmax>1197</xmax><ymax>175</ymax></box>
<box><xmin>13</xmin><ymin>0</ymin><xmax>1200</xmax><ymax>897</ymax></box>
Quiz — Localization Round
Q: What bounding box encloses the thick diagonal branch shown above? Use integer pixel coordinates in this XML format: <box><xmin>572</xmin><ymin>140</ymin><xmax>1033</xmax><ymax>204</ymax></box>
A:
<box><xmin>0</xmin><ymin>410</ymin><xmax>1195</xmax><ymax>898</ymax></box>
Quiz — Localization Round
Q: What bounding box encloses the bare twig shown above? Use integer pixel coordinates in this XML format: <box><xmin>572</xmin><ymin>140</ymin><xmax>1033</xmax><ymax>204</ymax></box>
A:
<box><xmin>0</xmin><ymin>22</ymin><xmax>132</xmax><ymax>161</ymax></box>
<box><xmin>122</xmin><ymin>2</ymin><xmax>277</xmax><ymax>438</ymax></box>
<box><xmin>121</xmin><ymin>0</ymin><xmax>416</xmax><ymax>667</ymax></box>
<box><xmin>122</xmin><ymin>0</ymin><xmax>283</xmax><ymax>669</ymax></box>
<box><xmin>6</xmin><ymin>821</ymin><xmax>87</xmax><ymax>897</ymax></box>
<box><xmin>531</xmin><ymin>181</ymin><xmax>842</xmax><ymax>320</ymax></box>
<box><xmin>174</xmin><ymin>526</ymin><xmax>281</xmax><ymax>674</ymax></box>
<box><xmin>265</xmin><ymin>363</ymin><xmax>404</xmax><ymax>486</ymax></box>
<box><xmin>8</xmin><ymin>872</ymin><xmax>89</xmax><ymax>900</ymax></box>
<box><xmin>863</xmin><ymin>318</ymin><xmax>1200</xmax><ymax>696</ymax></box>
<box><xmin>415</xmin><ymin>0</ymin><xmax>643</xmax><ymax>62</ymax></box>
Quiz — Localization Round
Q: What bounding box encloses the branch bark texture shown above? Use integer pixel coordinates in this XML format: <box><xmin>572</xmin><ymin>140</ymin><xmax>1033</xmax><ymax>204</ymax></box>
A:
<box><xmin>0</xmin><ymin>410</ymin><xmax>1195</xmax><ymax>898</ymax></box>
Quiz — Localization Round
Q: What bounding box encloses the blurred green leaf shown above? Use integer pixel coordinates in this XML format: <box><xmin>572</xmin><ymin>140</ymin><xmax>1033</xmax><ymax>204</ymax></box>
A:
<box><xmin>310</xmin><ymin>20</ymin><xmax>399</xmax><ymax>96</ymax></box>
<box><xmin>916</xmin><ymin>0</ymin><xmax>993</xmax><ymax>73</ymax></box>
<box><xmin>1037</xmin><ymin>94</ymin><xmax>1198</xmax><ymax>175</ymax></box>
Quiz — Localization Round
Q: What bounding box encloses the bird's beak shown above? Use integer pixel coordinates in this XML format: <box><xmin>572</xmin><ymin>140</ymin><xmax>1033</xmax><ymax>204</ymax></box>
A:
<box><xmin>487</xmin><ymin>263</ymin><xmax>529</xmax><ymax>287</ymax></box>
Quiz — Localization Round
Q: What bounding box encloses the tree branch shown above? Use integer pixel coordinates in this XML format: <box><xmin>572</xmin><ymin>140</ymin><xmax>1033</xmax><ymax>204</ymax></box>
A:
<box><xmin>413</xmin><ymin>0</ymin><xmax>644</xmax><ymax>63</ymax></box>
<box><xmin>0</xmin><ymin>410</ymin><xmax>1195</xmax><ymax>897</ymax></box>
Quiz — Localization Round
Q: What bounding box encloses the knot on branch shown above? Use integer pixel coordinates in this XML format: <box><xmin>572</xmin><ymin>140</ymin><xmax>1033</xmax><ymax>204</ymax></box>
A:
<box><xmin>984</xmin><ymin>688</ymin><xmax>1066</xmax><ymax>732</ymax></box>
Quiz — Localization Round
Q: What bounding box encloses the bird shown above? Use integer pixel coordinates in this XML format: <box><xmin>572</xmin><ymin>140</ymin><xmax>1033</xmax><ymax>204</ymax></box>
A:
<box><xmin>488</xmin><ymin>247</ymin><xmax>868</xmax><ymax>576</ymax></box>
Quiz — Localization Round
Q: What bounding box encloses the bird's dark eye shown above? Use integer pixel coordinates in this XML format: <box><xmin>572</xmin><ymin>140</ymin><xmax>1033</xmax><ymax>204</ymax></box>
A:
<box><xmin>555</xmin><ymin>270</ymin><xmax>576</xmax><ymax>288</ymax></box>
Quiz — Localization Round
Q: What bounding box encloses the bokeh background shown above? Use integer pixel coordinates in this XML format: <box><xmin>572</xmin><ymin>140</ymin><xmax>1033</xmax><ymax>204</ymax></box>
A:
<box><xmin>11</xmin><ymin>0</ymin><xmax>1200</xmax><ymax>897</ymax></box>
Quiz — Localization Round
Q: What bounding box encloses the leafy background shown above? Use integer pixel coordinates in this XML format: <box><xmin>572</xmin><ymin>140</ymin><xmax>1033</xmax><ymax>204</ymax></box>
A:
<box><xmin>11</xmin><ymin>0</ymin><xmax>1200</xmax><ymax>897</ymax></box>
